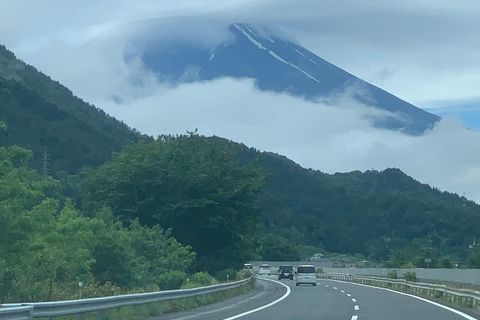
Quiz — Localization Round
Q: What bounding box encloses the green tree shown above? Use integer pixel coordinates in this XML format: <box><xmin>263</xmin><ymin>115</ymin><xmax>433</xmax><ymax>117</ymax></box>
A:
<box><xmin>257</xmin><ymin>234</ymin><xmax>300</xmax><ymax>261</ymax></box>
<box><xmin>90</xmin><ymin>207</ymin><xmax>195</xmax><ymax>290</ymax></box>
<box><xmin>82</xmin><ymin>135</ymin><xmax>265</xmax><ymax>272</ymax></box>
<box><xmin>12</xmin><ymin>198</ymin><xmax>99</xmax><ymax>301</ymax></box>
<box><xmin>468</xmin><ymin>246</ymin><xmax>480</xmax><ymax>268</ymax></box>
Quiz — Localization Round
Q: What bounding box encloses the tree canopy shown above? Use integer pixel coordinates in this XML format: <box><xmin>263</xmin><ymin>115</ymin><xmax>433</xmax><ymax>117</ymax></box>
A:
<box><xmin>82</xmin><ymin>134</ymin><xmax>265</xmax><ymax>273</ymax></box>
<box><xmin>0</xmin><ymin>145</ymin><xmax>194</xmax><ymax>303</ymax></box>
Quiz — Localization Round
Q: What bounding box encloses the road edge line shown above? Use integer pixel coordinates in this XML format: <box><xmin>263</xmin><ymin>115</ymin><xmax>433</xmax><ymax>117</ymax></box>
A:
<box><xmin>222</xmin><ymin>278</ymin><xmax>291</xmax><ymax>320</ymax></box>
<box><xmin>325</xmin><ymin>279</ymin><xmax>477</xmax><ymax>320</ymax></box>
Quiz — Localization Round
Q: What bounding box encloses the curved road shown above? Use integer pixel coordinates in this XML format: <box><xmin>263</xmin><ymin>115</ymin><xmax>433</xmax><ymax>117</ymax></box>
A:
<box><xmin>152</xmin><ymin>276</ymin><xmax>478</xmax><ymax>320</ymax></box>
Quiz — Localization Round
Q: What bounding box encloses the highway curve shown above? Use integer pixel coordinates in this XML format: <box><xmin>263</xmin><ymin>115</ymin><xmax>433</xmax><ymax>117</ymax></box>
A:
<box><xmin>152</xmin><ymin>276</ymin><xmax>478</xmax><ymax>320</ymax></box>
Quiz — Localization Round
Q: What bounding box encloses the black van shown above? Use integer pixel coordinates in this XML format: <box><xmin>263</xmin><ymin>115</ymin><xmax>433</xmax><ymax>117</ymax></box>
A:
<box><xmin>278</xmin><ymin>265</ymin><xmax>294</xmax><ymax>280</ymax></box>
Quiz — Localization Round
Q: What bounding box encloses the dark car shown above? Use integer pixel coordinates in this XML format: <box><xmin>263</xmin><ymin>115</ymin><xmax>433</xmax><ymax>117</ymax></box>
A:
<box><xmin>278</xmin><ymin>265</ymin><xmax>294</xmax><ymax>280</ymax></box>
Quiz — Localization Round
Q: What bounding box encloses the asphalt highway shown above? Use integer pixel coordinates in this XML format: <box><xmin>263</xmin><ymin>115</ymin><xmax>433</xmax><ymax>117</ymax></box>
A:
<box><xmin>152</xmin><ymin>276</ymin><xmax>478</xmax><ymax>320</ymax></box>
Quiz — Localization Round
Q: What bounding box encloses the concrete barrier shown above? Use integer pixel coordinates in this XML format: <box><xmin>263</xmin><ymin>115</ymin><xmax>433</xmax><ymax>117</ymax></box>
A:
<box><xmin>322</xmin><ymin>267</ymin><xmax>480</xmax><ymax>285</ymax></box>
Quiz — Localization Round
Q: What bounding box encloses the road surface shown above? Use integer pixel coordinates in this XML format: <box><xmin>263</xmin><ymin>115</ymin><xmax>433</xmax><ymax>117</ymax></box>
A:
<box><xmin>152</xmin><ymin>276</ymin><xmax>478</xmax><ymax>320</ymax></box>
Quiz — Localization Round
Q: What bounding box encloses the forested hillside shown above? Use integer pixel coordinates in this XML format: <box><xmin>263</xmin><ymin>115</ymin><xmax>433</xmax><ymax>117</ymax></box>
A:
<box><xmin>251</xmin><ymin>150</ymin><xmax>480</xmax><ymax>265</ymax></box>
<box><xmin>0</xmin><ymin>45</ymin><xmax>147</xmax><ymax>176</ymax></box>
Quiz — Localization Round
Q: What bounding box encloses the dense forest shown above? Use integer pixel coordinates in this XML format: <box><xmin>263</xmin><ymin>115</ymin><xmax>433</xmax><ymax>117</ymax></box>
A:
<box><xmin>2</xmin><ymin>44</ymin><xmax>480</xmax><ymax>303</ymax></box>
<box><xmin>0</xmin><ymin>45</ymin><xmax>148</xmax><ymax>176</ymax></box>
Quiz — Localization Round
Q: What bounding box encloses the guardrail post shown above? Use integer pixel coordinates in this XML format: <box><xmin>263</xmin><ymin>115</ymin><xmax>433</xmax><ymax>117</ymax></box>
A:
<box><xmin>78</xmin><ymin>312</ymin><xmax>84</xmax><ymax>320</ymax></box>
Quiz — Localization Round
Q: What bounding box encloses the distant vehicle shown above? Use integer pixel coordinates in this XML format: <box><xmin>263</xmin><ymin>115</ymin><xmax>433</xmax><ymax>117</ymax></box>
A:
<box><xmin>278</xmin><ymin>265</ymin><xmax>294</xmax><ymax>280</ymax></box>
<box><xmin>259</xmin><ymin>264</ymin><xmax>271</xmax><ymax>275</ymax></box>
<box><xmin>244</xmin><ymin>263</ymin><xmax>253</xmax><ymax>270</ymax></box>
<box><xmin>296</xmin><ymin>265</ymin><xmax>316</xmax><ymax>286</ymax></box>
<box><xmin>308</xmin><ymin>253</ymin><xmax>326</xmax><ymax>261</ymax></box>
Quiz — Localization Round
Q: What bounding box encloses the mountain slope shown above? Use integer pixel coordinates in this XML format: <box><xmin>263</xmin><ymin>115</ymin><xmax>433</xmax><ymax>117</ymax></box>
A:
<box><xmin>138</xmin><ymin>23</ymin><xmax>439</xmax><ymax>135</ymax></box>
<box><xmin>0</xmin><ymin>45</ymin><xmax>147</xmax><ymax>175</ymax></box>
<box><xmin>247</xmin><ymin>147</ymin><xmax>480</xmax><ymax>262</ymax></box>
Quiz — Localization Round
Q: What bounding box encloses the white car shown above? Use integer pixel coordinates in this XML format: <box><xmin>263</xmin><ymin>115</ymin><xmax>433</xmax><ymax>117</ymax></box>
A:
<box><xmin>295</xmin><ymin>265</ymin><xmax>317</xmax><ymax>286</ymax></box>
<box><xmin>258</xmin><ymin>264</ymin><xmax>271</xmax><ymax>275</ymax></box>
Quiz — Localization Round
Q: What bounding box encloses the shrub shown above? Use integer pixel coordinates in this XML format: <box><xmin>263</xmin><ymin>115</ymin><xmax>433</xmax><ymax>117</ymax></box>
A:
<box><xmin>386</xmin><ymin>270</ymin><xmax>397</xmax><ymax>279</ymax></box>
<box><xmin>215</xmin><ymin>268</ymin><xmax>237</xmax><ymax>282</ymax></box>
<box><xmin>404</xmin><ymin>271</ymin><xmax>417</xmax><ymax>282</ymax></box>
<box><xmin>157</xmin><ymin>270</ymin><xmax>187</xmax><ymax>290</ymax></box>
<box><xmin>191</xmin><ymin>272</ymin><xmax>214</xmax><ymax>286</ymax></box>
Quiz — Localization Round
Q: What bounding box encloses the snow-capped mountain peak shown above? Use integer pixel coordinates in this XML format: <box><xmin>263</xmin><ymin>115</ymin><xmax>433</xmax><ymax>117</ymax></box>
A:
<box><xmin>136</xmin><ymin>23</ymin><xmax>439</xmax><ymax>135</ymax></box>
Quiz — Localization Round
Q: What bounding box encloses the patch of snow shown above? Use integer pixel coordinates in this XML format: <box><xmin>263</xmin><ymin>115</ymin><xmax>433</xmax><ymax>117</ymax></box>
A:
<box><xmin>209</xmin><ymin>53</ymin><xmax>215</xmax><ymax>62</ymax></box>
<box><xmin>233</xmin><ymin>24</ymin><xmax>267</xmax><ymax>51</ymax></box>
<box><xmin>244</xmin><ymin>24</ymin><xmax>255</xmax><ymax>34</ymax></box>
<box><xmin>268</xmin><ymin>50</ymin><xmax>321</xmax><ymax>84</ymax></box>
<box><xmin>234</xmin><ymin>24</ymin><xmax>321</xmax><ymax>84</ymax></box>
<box><xmin>295</xmin><ymin>48</ymin><xmax>307</xmax><ymax>58</ymax></box>
<box><xmin>295</xmin><ymin>48</ymin><xmax>320</xmax><ymax>66</ymax></box>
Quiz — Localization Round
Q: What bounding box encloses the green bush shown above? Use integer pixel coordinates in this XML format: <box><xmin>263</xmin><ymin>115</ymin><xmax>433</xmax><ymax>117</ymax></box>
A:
<box><xmin>404</xmin><ymin>271</ymin><xmax>417</xmax><ymax>282</ymax></box>
<box><xmin>157</xmin><ymin>270</ymin><xmax>187</xmax><ymax>290</ymax></box>
<box><xmin>215</xmin><ymin>268</ymin><xmax>237</xmax><ymax>282</ymax></box>
<box><xmin>191</xmin><ymin>272</ymin><xmax>214</xmax><ymax>286</ymax></box>
<box><xmin>386</xmin><ymin>270</ymin><xmax>397</xmax><ymax>279</ymax></box>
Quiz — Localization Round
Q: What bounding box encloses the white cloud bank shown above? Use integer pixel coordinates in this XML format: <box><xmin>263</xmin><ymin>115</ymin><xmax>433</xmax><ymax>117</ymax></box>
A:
<box><xmin>98</xmin><ymin>76</ymin><xmax>480</xmax><ymax>202</ymax></box>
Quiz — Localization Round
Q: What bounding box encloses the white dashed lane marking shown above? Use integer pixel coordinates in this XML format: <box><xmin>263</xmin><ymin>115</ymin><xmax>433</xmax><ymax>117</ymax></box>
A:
<box><xmin>322</xmin><ymin>282</ymin><xmax>359</xmax><ymax>320</ymax></box>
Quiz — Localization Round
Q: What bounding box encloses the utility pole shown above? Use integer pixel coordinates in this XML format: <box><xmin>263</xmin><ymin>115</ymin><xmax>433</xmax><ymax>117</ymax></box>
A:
<box><xmin>42</xmin><ymin>151</ymin><xmax>49</xmax><ymax>179</ymax></box>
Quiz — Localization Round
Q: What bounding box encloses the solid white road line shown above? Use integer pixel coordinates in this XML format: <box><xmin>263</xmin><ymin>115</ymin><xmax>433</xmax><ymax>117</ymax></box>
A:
<box><xmin>223</xmin><ymin>278</ymin><xmax>291</xmax><ymax>320</ymax></box>
<box><xmin>327</xmin><ymin>279</ymin><xmax>478</xmax><ymax>320</ymax></box>
<box><xmin>174</xmin><ymin>281</ymin><xmax>270</xmax><ymax>320</ymax></box>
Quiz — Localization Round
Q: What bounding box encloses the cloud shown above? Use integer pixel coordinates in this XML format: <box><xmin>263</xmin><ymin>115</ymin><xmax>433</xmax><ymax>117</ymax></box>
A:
<box><xmin>5</xmin><ymin>0</ymin><xmax>480</xmax><ymax>111</ymax></box>
<box><xmin>98</xmin><ymin>76</ymin><xmax>480</xmax><ymax>202</ymax></box>
<box><xmin>2</xmin><ymin>0</ymin><xmax>480</xmax><ymax>202</ymax></box>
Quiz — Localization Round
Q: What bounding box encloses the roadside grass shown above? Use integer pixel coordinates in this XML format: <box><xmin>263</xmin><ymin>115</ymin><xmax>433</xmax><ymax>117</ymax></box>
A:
<box><xmin>36</xmin><ymin>276</ymin><xmax>255</xmax><ymax>320</ymax></box>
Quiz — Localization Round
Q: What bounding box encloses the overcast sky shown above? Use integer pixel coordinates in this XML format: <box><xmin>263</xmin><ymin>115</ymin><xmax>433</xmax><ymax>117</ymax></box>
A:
<box><xmin>2</xmin><ymin>0</ymin><xmax>480</xmax><ymax>201</ymax></box>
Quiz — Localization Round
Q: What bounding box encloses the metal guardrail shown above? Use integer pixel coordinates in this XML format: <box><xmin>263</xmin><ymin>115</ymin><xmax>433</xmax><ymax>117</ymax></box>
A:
<box><xmin>0</xmin><ymin>305</ymin><xmax>33</xmax><ymax>320</ymax></box>
<box><xmin>0</xmin><ymin>277</ymin><xmax>252</xmax><ymax>319</ymax></box>
<box><xmin>320</xmin><ymin>273</ymin><xmax>480</xmax><ymax>312</ymax></box>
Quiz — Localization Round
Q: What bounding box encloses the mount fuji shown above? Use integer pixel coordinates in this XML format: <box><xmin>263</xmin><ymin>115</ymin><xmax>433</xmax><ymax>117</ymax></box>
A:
<box><xmin>136</xmin><ymin>23</ymin><xmax>439</xmax><ymax>135</ymax></box>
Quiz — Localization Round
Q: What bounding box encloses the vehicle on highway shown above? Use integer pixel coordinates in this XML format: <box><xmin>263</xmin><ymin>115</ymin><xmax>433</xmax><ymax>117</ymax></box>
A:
<box><xmin>295</xmin><ymin>264</ymin><xmax>317</xmax><ymax>286</ymax></box>
<box><xmin>243</xmin><ymin>263</ymin><xmax>253</xmax><ymax>270</ymax></box>
<box><xmin>258</xmin><ymin>264</ymin><xmax>271</xmax><ymax>275</ymax></box>
<box><xmin>277</xmin><ymin>265</ymin><xmax>294</xmax><ymax>280</ymax></box>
